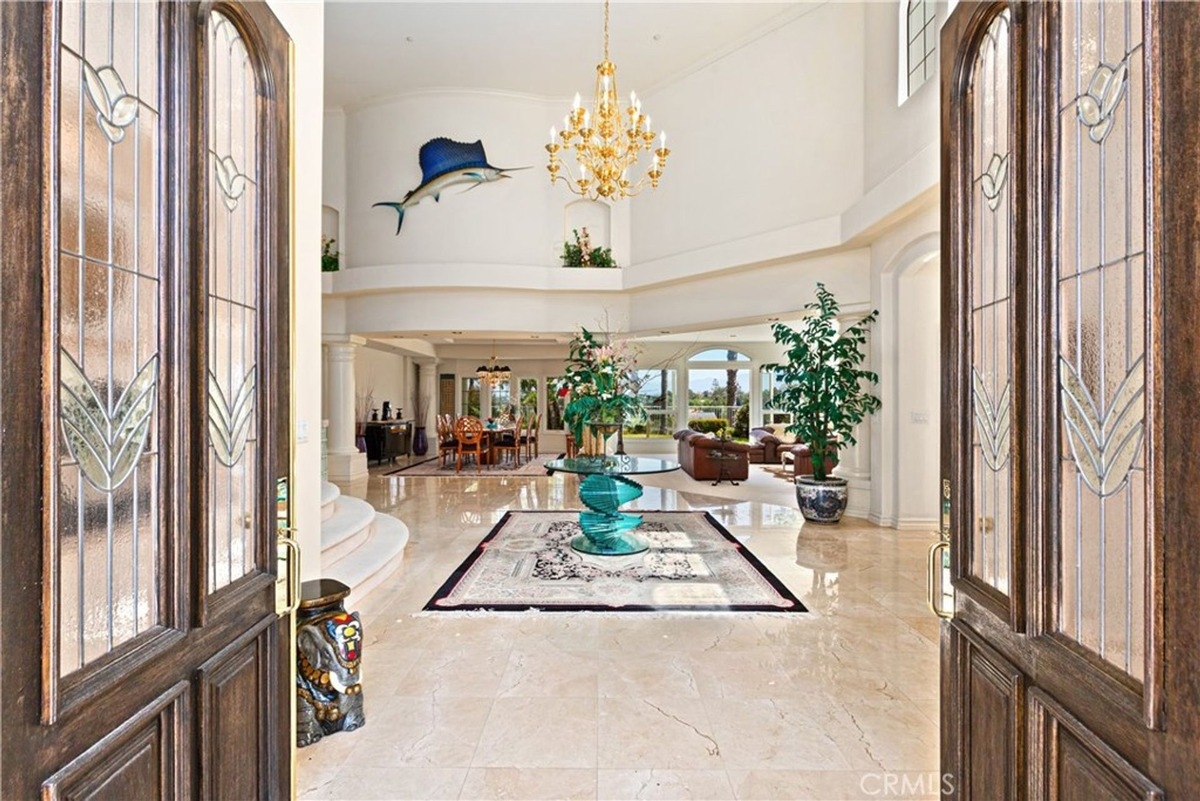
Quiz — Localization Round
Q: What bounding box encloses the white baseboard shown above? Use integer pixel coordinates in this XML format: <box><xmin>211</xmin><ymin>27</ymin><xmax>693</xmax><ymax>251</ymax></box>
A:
<box><xmin>868</xmin><ymin>513</ymin><xmax>937</xmax><ymax>532</ymax></box>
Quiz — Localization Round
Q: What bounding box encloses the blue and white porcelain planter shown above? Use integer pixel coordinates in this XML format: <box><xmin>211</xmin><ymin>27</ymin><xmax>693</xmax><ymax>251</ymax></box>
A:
<box><xmin>795</xmin><ymin>476</ymin><xmax>849</xmax><ymax>524</ymax></box>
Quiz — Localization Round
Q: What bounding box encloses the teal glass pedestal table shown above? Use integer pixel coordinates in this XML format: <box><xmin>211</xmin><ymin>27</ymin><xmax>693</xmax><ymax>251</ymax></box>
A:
<box><xmin>545</xmin><ymin>455</ymin><xmax>681</xmax><ymax>555</ymax></box>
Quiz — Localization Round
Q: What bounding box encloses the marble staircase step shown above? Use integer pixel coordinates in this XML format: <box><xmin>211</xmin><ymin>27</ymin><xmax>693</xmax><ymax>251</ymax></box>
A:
<box><xmin>320</xmin><ymin>481</ymin><xmax>341</xmax><ymax>522</ymax></box>
<box><xmin>321</xmin><ymin>495</ymin><xmax>376</xmax><ymax>566</ymax></box>
<box><xmin>324</xmin><ymin>512</ymin><xmax>409</xmax><ymax>602</ymax></box>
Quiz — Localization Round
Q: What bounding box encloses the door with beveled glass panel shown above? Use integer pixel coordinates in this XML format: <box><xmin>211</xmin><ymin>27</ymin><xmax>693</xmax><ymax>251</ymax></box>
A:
<box><xmin>939</xmin><ymin>1</ymin><xmax>1199</xmax><ymax>797</ymax></box>
<box><xmin>0</xmin><ymin>1</ymin><xmax>294</xmax><ymax>797</ymax></box>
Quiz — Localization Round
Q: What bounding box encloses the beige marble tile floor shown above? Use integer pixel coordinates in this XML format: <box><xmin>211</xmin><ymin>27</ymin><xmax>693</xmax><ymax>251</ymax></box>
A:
<box><xmin>299</xmin><ymin>456</ymin><xmax>941</xmax><ymax>801</ymax></box>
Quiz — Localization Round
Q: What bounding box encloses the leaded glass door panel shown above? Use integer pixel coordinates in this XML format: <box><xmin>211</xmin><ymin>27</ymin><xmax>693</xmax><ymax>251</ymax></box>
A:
<box><xmin>0</xmin><ymin>1</ymin><xmax>294</xmax><ymax>797</ymax></box>
<box><xmin>939</xmin><ymin>1</ymin><xmax>1199</xmax><ymax>797</ymax></box>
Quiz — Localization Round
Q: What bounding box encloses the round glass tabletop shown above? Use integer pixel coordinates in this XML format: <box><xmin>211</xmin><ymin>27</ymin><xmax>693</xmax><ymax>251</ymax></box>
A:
<box><xmin>545</xmin><ymin>455</ymin><xmax>681</xmax><ymax>476</ymax></box>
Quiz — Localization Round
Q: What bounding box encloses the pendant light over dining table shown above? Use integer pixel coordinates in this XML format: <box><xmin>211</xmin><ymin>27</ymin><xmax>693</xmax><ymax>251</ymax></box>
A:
<box><xmin>476</xmin><ymin>342</ymin><xmax>510</xmax><ymax>385</ymax></box>
<box><xmin>545</xmin><ymin>0</ymin><xmax>670</xmax><ymax>201</ymax></box>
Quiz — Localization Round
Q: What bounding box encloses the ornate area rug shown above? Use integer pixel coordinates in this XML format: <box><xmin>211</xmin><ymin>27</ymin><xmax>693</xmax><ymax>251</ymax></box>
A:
<box><xmin>386</xmin><ymin>454</ymin><xmax>561</xmax><ymax>477</ymax></box>
<box><xmin>424</xmin><ymin>511</ymin><xmax>806</xmax><ymax>613</ymax></box>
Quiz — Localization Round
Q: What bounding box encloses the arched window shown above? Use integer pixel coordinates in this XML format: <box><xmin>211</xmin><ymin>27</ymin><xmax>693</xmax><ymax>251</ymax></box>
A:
<box><xmin>900</xmin><ymin>0</ymin><xmax>938</xmax><ymax>103</ymax></box>
<box><xmin>689</xmin><ymin>349</ymin><xmax>750</xmax><ymax>362</ymax></box>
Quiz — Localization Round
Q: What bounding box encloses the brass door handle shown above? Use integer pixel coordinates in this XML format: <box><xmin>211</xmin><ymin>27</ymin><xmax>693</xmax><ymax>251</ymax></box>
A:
<box><xmin>927</xmin><ymin>540</ymin><xmax>952</xmax><ymax>619</ymax></box>
<box><xmin>277</xmin><ymin>532</ymin><xmax>302</xmax><ymax>614</ymax></box>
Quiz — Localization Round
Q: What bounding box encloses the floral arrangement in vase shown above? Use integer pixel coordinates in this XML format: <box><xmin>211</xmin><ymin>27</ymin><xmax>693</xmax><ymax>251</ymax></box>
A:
<box><xmin>557</xmin><ymin>327</ymin><xmax>643</xmax><ymax>457</ymax></box>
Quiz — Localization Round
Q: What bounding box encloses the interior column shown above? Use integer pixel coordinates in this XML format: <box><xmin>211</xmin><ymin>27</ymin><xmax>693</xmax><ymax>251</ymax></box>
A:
<box><xmin>833</xmin><ymin>315</ymin><xmax>873</xmax><ymax>520</ymax></box>
<box><xmin>323</xmin><ymin>334</ymin><xmax>369</xmax><ymax>483</ymax></box>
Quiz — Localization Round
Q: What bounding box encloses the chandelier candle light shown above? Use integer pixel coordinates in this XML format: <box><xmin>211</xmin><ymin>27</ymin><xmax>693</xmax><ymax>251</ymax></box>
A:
<box><xmin>476</xmin><ymin>342</ymin><xmax>511</xmax><ymax>386</ymax></box>
<box><xmin>546</xmin><ymin>0</ymin><xmax>669</xmax><ymax>201</ymax></box>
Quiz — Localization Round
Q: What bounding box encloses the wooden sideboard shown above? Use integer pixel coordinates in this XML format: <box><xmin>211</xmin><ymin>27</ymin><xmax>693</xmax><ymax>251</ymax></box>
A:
<box><xmin>361</xmin><ymin>421</ymin><xmax>412</xmax><ymax>464</ymax></box>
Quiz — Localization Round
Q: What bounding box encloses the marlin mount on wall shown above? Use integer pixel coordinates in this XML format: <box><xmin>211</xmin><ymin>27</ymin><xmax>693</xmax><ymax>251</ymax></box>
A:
<box><xmin>373</xmin><ymin>138</ymin><xmax>528</xmax><ymax>234</ymax></box>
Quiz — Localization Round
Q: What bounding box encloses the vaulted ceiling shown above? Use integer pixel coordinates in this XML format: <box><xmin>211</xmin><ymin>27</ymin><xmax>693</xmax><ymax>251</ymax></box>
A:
<box><xmin>324</xmin><ymin>1</ymin><xmax>807</xmax><ymax>108</ymax></box>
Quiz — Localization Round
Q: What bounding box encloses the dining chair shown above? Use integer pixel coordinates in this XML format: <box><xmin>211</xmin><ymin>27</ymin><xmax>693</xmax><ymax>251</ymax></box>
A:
<box><xmin>528</xmin><ymin>413</ymin><xmax>541</xmax><ymax>458</ymax></box>
<box><xmin>492</xmin><ymin>415</ymin><xmax>523</xmax><ymax>469</ymax></box>
<box><xmin>454</xmin><ymin>416</ymin><xmax>489</xmax><ymax>473</ymax></box>
<box><xmin>437</xmin><ymin>416</ymin><xmax>458</xmax><ymax>467</ymax></box>
<box><xmin>519</xmin><ymin>414</ymin><xmax>535</xmax><ymax>462</ymax></box>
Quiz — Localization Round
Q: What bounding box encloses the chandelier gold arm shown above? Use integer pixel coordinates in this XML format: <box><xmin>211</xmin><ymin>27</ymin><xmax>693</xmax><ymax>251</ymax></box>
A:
<box><xmin>546</xmin><ymin>0</ymin><xmax>668</xmax><ymax>202</ymax></box>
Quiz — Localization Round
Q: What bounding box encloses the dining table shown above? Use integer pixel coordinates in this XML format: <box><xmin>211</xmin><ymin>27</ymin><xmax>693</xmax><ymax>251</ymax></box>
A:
<box><xmin>479</xmin><ymin>423</ymin><xmax>518</xmax><ymax>466</ymax></box>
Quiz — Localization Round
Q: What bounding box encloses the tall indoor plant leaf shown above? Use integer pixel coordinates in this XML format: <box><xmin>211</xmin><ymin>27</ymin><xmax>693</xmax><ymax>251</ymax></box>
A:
<box><xmin>763</xmin><ymin>283</ymin><xmax>881</xmax><ymax>482</ymax></box>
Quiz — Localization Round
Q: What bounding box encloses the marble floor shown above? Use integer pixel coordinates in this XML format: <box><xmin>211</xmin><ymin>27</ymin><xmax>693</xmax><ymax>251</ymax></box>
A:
<box><xmin>298</xmin><ymin>455</ymin><xmax>942</xmax><ymax>801</ymax></box>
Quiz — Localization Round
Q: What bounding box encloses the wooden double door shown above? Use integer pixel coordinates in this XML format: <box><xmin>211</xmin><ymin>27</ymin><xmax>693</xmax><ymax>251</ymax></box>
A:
<box><xmin>940</xmin><ymin>1</ymin><xmax>1199</xmax><ymax>797</ymax></box>
<box><xmin>0</xmin><ymin>1</ymin><xmax>295</xmax><ymax>797</ymax></box>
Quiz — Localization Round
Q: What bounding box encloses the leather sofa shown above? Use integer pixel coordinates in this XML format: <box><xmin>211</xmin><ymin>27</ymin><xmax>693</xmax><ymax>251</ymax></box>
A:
<box><xmin>747</xmin><ymin>426</ymin><xmax>794</xmax><ymax>464</ymax></box>
<box><xmin>673</xmin><ymin>429</ymin><xmax>752</xmax><ymax>481</ymax></box>
<box><xmin>748</xmin><ymin>426</ymin><xmax>839</xmax><ymax>474</ymax></box>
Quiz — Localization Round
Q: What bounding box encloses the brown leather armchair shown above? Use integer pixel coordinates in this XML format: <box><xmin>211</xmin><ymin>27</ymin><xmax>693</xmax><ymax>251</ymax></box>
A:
<box><xmin>673</xmin><ymin>430</ymin><xmax>751</xmax><ymax>481</ymax></box>
<box><xmin>748</xmin><ymin>426</ymin><xmax>792</xmax><ymax>463</ymax></box>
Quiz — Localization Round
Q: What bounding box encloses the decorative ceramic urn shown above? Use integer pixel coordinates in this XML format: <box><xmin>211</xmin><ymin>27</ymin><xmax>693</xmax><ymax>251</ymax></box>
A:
<box><xmin>795</xmin><ymin>475</ymin><xmax>849</xmax><ymax>524</ymax></box>
<box><xmin>296</xmin><ymin>579</ymin><xmax>365</xmax><ymax>747</ymax></box>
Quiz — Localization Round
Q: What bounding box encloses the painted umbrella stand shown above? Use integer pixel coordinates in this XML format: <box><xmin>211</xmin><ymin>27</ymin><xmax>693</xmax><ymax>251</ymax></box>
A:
<box><xmin>545</xmin><ymin>456</ymin><xmax>681</xmax><ymax>555</ymax></box>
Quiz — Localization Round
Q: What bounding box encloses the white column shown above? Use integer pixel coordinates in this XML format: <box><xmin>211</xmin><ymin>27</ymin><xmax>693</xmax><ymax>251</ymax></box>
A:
<box><xmin>832</xmin><ymin>316</ymin><xmax>874</xmax><ymax>520</ymax></box>
<box><xmin>414</xmin><ymin>358</ymin><xmax>436</xmax><ymax>432</ymax></box>
<box><xmin>323</xmin><ymin>334</ymin><xmax>368</xmax><ymax>483</ymax></box>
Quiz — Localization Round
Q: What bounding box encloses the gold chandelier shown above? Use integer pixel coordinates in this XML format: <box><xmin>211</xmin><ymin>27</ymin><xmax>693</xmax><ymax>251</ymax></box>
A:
<box><xmin>475</xmin><ymin>342</ymin><xmax>511</xmax><ymax>385</ymax></box>
<box><xmin>546</xmin><ymin>0</ymin><xmax>669</xmax><ymax>201</ymax></box>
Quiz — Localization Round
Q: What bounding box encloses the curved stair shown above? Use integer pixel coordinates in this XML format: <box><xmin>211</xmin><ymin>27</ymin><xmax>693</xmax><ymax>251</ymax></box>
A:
<box><xmin>318</xmin><ymin>481</ymin><xmax>409</xmax><ymax>601</ymax></box>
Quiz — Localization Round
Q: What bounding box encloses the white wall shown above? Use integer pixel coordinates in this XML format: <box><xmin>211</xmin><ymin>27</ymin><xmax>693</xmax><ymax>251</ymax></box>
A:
<box><xmin>629</xmin><ymin>249</ymin><xmax>872</xmax><ymax>337</ymax></box>
<box><xmin>267</xmin><ymin>0</ymin><xmax>324</xmax><ymax>579</ymax></box>
<box><xmin>323</xmin><ymin>109</ymin><xmax>346</xmax><ymax>212</ymax></box>
<box><xmin>630</xmin><ymin>2</ymin><xmax>865</xmax><ymax>267</ymax></box>
<box><xmin>346</xmin><ymin>91</ymin><xmax>560</xmax><ymax>269</ymax></box>
<box><xmin>337</xmin><ymin>289</ymin><xmax>631</xmax><ymax>339</ymax></box>
<box><xmin>869</xmin><ymin>205</ymin><xmax>941</xmax><ymax>529</ymax></box>
<box><xmin>355</xmin><ymin>346</ymin><xmax>408</xmax><ymax>421</ymax></box>
<box><xmin>895</xmin><ymin>256</ymin><xmax>940</xmax><ymax>525</ymax></box>
<box><xmin>862</xmin><ymin>0</ymin><xmax>941</xmax><ymax>194</ymax></box>
<box><xmin>322</xmin><ymin>109</ymin><xmax>347</xmax><ymax>263</ymax></box>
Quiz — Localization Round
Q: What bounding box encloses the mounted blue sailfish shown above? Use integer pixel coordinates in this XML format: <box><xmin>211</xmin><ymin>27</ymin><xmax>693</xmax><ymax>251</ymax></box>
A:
<box><xmin>373</xmin><ymin>137</ymin><xmax>528</xmax><ymax>234</ymax></box>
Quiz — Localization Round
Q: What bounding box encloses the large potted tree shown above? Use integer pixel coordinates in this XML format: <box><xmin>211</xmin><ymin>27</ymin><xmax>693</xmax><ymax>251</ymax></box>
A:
<box><xmin>765</xmin><ymin>283</ymin><xmax>881</xmax><ymax>523</ymax></box>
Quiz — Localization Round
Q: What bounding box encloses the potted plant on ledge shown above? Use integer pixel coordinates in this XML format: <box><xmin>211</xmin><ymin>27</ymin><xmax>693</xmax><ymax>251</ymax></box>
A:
<box><xmin>765</xmin><ymin>283</ymin><xmax>881</xmax><ymax>524</ymax></box>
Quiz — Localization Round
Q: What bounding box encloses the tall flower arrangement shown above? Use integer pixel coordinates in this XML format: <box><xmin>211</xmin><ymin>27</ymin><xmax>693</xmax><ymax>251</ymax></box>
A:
<box><xmin>557</xmin><ymin>327</ymin><xmax>643</xmax><ymax>452</ymax></box>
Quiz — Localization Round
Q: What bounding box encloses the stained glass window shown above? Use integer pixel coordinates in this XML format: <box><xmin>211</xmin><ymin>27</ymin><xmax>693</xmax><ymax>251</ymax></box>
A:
<box><xmin>1056</xmin><ymin>0</ymin><xmax>1147</xmax><ymax>681</ymax></box>
<box><xmin>206</xmin><ymin>11</ymin><xmax>261</xmax><ymax>592</ymax></box>
<box><xmin>967</xmin><ymin>10</ymin><xmax>1013</xmax><ymax>595</ymax></box>
<box><xmin>57</xmin><ymin>0</ymin><xmax>162</xmax><ymax>675</ymax></box>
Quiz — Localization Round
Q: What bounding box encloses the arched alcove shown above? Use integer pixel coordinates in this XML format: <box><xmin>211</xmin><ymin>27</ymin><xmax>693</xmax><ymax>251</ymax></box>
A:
<box><xmin>562</xmin><ymin>199</ymin><xmax>612</xmax><ymax>255</ymax></box>
<box><xmin>321</xmin><ymin>204</ymin><xmax>341</xmax><ymax>266</ymax></box>
<box><xmin>876</xmin><ymin>231</ymin><xmax>940</xmax><ymax>529</ymax></box>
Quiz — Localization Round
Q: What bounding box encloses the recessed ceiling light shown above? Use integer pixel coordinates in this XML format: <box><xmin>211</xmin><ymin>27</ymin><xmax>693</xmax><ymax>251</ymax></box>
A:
<box><xmin>652</xmin><ymin>33</ymin><xmax>662</xmax><ymax>41</ymax></box>
<box><xmin>405</xmin><ymin>35</ymin><xmax>414</xmax><ymax>43</ymax></box>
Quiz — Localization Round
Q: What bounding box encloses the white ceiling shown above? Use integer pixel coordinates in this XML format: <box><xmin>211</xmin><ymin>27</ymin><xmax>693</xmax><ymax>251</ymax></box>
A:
<box><xmin>324</xmin><ymin>1</ymin><xmax>808</xmax><ymax>108</ymax></box>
